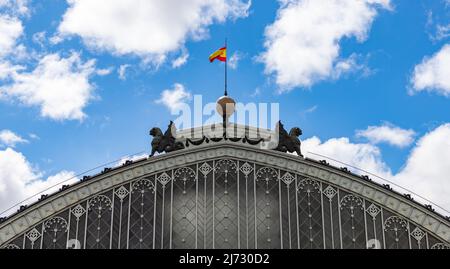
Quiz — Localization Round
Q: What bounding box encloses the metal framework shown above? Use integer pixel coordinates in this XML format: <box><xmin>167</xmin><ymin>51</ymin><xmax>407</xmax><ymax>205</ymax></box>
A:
<box><xmin>1</xmin><ymin>151</ymin><xmax>449</xmax><ymax>249</ymax></box>
<box><xmin>0</xmin><ymin>142</ymin><xmax>450</xmax><ymax>249</ymax></box>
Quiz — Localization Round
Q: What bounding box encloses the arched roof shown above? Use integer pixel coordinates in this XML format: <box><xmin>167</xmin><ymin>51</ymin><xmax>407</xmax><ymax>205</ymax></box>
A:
<box><xmin>1</xmin><ymin>141</ymin><xmax>449</xmax><ymax>247</ymax></box>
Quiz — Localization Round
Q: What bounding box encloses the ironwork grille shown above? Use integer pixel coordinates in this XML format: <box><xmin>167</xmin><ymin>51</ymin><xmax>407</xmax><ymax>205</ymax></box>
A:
<box><xmin>2</xmin><ymin>158</ymin><xmax>449</xmax><ymax>249</ymax></box>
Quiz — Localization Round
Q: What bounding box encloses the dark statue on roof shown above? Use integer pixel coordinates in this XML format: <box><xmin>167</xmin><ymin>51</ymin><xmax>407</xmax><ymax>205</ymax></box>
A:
<box><xmin>149</xmin><ymin>121</ymin><xmax>185</xmax><ymax>157</ymax></box>
<box><xmin>274</xmin><ymin>121</ymin><xmax>303</xmax><ymax>157</ymax></box>
<box><xmin>149</xmin><ymin>120</ymin><xmax>303</xmax><ymax>157</ymax></box>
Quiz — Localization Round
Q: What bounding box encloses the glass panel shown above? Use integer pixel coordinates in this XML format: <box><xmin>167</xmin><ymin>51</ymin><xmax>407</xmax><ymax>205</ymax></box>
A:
<box><xmin>297</xmin><ymin>178</ymin><xmax>323</xmax><ymax>249</ymax></box>
<box><xmin>129</xmin><ymin>178</ymin><xmax>155</xmax><ymax>249</ymax></box>
<box><xmin>172</xmin><ymin>166</ymin><xmax>197</xmax><ymax>249</ymax></box>
<box><xmin>85</xmin><ymin>193</ymin><xmax>113</xmax><ymax>249</ymax></box>
<box><xmin>42</xmin><ymin>212</ymin><xmax>69</xmax><ymax>249</ymax></box>
<box><xmin>214</xmin><ymin>160</ymin><xmax>238</xmax><ymax>249</ymax></box>
<box><xmin>255</xmin><ymin>167</ymin><xmax>281</xmax><ymax>249</ymax></box>
<box><xmin>383</xmin><ymin>213</ymin><xmax>410</xmax><ymax>249</ymax></box>
<box><xmin>339</xmin><ymin>193</ymin><xmax>366</xmax><ymax>249</ymax></box>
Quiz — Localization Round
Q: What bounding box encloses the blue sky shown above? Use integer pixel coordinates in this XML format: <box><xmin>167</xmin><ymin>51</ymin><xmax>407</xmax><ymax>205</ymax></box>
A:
<box><xmin>0</xmin><ymin>0</ymin><xmax>450</xmax><ymax>215</ymax></box>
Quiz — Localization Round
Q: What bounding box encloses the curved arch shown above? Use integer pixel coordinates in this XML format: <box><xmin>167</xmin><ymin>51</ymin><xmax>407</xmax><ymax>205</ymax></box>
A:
<box><xmin>174</xmin><ymin>167</ymin><xmax>196</xmax><ymax>182</ymax></box>
<box><xmin>431</xmin><ymin>243</ymin><xmax>450</xmax><ymax>249</ymax></box>
<box><xmin>215</xmin><ymin>159</ymin><xmax>238</xmax><ymax>175</ymax></box>
<box><xmin>2</xmin><ymin>244</ymin><xmax>20</xmax><ymax>249</ymax></box>
<box><xmin>0</xmin><ymin>143</ymin><xmax>449</xmax><ymax>248</ymax></box>
<box><xmin>297</xmin><ymin>178</ymin><xmax>321</xmax><ymax>193</ymax></box>
<box><xmin>132</xmin><ymin>178</ymin><xmax>155</xmax><ymax>193</ymax></box>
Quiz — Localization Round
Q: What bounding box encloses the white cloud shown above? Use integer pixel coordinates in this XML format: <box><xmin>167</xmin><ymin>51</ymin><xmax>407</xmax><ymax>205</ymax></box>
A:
<box><xmin>411</xmin><ymin>44</ymin><xmax>450</xmax><ymax>97</ymax></box>
<box><xmin>156</xmin><ymin>83</ymin><xmax>192</xmax><ymax>114</ymax></box>
<box><xmin>0</xmin><ymin>129</ymin><xmax>28</xmax><ymax>147</ymax></box>
<box><xmin>49</xmin><ymin>34</ymin><xmax>63</xmax><ymax>45</ymax></box>
<box><xmin>303</xmin><ymin>105</ymin><xmax>319</xmax><ymax>114</ymax></box>
<box><xmin>423</xmin><ymin>8</ymin><xmax>449</xmax><ymax>42</ymax></box>
<box><xmin>0</xmin><ymin>0</ymin><xmax>29</xmax><ymax>16</ymax></box>
<box><xmin>356</xmin><ymin>123</ymin><xmax>416</xmax><ymax>148</ymax></box>
<box><xmin>0</xmin><ymin>147</ymin><xmax>77</xmax><ymax>217</ymax></box>
<box><xmin>172</xmin><ymin>50</ymin><xmax>190</xmax><ymax>69</ymax></box>
<box><xmin>0</xmin><ymin>0</ymin><xmax>29</xmax><ymax>64</ymax></box>
<box><xmin>118</xmin><ymin>64</ymin><xmax>130</xmax><ymax>80</ymax></box>
<box><xmin>96</xmin><ymin>67</ymin><xmax>113</xmax><ymax>76</ymax></box>
<box><xmin>250</xmin><ymin>87</ymin><xmax>261</xmax><ymax>97</ymax></box>
<box><xmin>0</xmin><ymin>60</ymin><xmax>23</xmax><ymax>80</ymax></box>
<box><xmin>260</xmin><ymin>0</ymin><xmax>391</xmax><ymax>91</ymax></box>
<box><xmin>28</xmin><ymin>133</ymin><xmax>39</xmax><ymax>140</ymax></box>
<box><xmin>445</xmin><ymin>0</ymin><xmax>450</xmax><ymax>8</ymax></box>
<box><xmin>32</xmin><ymin>31</ymin><xmax>46</xmax><ymax>47</ymax></box>
<box><xmin>435</xmin><ymin>24</ymin><xmax>450</xmax><ymax>41</ymax></box>
<box><xmin>0</xmin><ymin>52</ymin><xmax>98</xmax><ymax>121</ymax></box>
<box><xmin>0</xmin><ymin>15</ymin><xmax>23</xmax><ymax>58</ymax></box>
<box><xmin>8</xmin><ymin>43</ymin><xmax>28</xmax><ymax>61</ymax></box>
<box><xmin>57</xmin><ymin>0</ymin><xmax>251</xmax><ymax>65</ymax></box>
<box><xmin>228</xmin><ymin>51</ymin><xmax>243</xmax><ymax>69</ymax></box>
<box><xmin>394</xmin><ymin>124</ymin><xmax>450</xmax><ymax>211</ymax></box>
<box><xmin>304</xmin><ymin>123</ymin><xmax>450</xmax><ymax>213</ymax></box>
<box><xmin>303</xmin><ymin>136</ymin><xmax>391</xmax><ymax>178</ymax></box>
<box><xmin>331</xmin><ymin>53</ymin><xmax>373</xmax><ymax>79</ymax></box>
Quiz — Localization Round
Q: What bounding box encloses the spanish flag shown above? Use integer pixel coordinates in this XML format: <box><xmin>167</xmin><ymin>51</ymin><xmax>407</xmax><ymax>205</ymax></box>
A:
<box><xmin>209</xmin><ymin>47</ymin><xmax>227</xmax><ymax>63</ymax></box>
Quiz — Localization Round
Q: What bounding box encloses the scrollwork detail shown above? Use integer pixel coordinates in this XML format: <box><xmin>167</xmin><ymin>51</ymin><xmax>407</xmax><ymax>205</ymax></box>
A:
<box><xmin>174</xmin><ymin>167</ymin><xmax>196</xmax><ymax>183</ymax></box>
<box><xmin>215</xmin><ymin>159</ymin><xmax>237</xmax><ymax>175</ymax></box>
<box><xmin>431</xmin><ymin>243</ymin><xmax>450</xmax><ymax>249</ymax></box>
<box><xmin>132</xmin><ymin>178</ymin><xmax>155</xmax><ymax>194</ymax></box>
<box><xmin>256</xmin><ymin>167</ymin><xmax>278</xmax><ymax>183</ymax></box>
<box><xmin>340</xmin><ymin>194</ymin><xmax>364</xmax><ymax>211</ymax></box>
<box><xmin>44</xmin><ymin>216</ymin><xmax>68</xmax><ymax>234</ymax></box>
<box><xmin>297</xmin><ymin>178</ymin><xmax>320</xmax><ymax>193</ymax></box>
<box><xmin>88</xmin><ymin>195</ymin><xmax>112</xmax><ymax>214</ymax></box>
<box><xmin>2</xmin><ymin>244</ymin><xmax>20</xmax><ymax>249</ymax></box>
<box><xmin>384</xmin><ymin>216</ymin><xmax>408</xmax><ymax>232</ymax></box>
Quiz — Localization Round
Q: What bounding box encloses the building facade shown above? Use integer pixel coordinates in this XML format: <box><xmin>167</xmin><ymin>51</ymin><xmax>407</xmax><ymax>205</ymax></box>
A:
<box><xmin>0</xmin><ymin>122</ymin><xmax>449</xmax><ymax>249</ymax></box>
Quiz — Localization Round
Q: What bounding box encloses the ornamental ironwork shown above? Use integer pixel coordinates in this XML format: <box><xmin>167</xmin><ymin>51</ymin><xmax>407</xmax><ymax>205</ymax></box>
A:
<box><xmin>431</xmin><ymin>243</ymin><xmax>450</xmax><ymax>249</ymax></box>
<box><xmin>199</xmin><ymin>162</ymin><xmax>213</xmax><ymax>177</ymax></box>
<box><xmin>215</xmin><ymin>159</ymin><xmax>237</xmax><ymax>175</ymax></box>
<box><xmin>280</xmin><ymin>172</ymin><xmax>295</xmax><ymax>186</ymax></box>
<box><xmin>157</xmin><ymin>172</ymin><xmax>172</xmax><ymax>187</ymax></box>
<box><xmin>1</xmin><ymin>158</ymin><xmax>448</xmax><ymax>249</ymax></box>
<box><xmin>71</xmin><ymin>204</ymin><xmax>86</xmax><ymax>220</ymax></box>
<box><xmin>384</xmin><ymin>216</ymin><xmax>409</xmax><ymax>249</ymax></box>
<box><xmin>2</xmin><ymin>244</ymin><xmax>20</xmax><ymax>249</ymax></box>
<box><xmin>410</xmin><ymin>227</ymin><xmax>425</xmax><ymax>242</ymax></box>
<box><xmin>366</xmin><ymin>204</ymin><xmax>381</xmax><ymax>219</ymax></box>
<box><xmin>239</xmin><ymin>162</ymin><xmax>253</xmax><ymax>177</ymax></box>
<box><xmin>115</xmin><ymin>186</ymin><xmax>129</xmax><ymax>201</ymax></box>
<box><xmin>132</xmin><ymin>178</ymin><xmax>155</xmax><ymax>194</ymax></box>
<box><xmin>44</xmin><ymin>217</ymin><xmax>68</xmax><ymax>234</ymax></box>
<box><xmin>322</xmin><ymin>186</ymin><xmax>337</xmax><ymax>200</ymax></box>
<box><xmin>25</xmin><ymin>228</ymin><xmax>41</xmax><ymax>249</ymax></box>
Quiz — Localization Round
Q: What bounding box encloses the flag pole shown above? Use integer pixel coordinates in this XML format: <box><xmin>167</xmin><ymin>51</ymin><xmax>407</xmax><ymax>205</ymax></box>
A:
<box><xmin>224</xmin><ymin>38</ymin><xmax>228</xmax><ymax>96</ymax></box>
<box><xmin>223</xmin><ymin>38</ymin><xmax>228</xmax><ymax>138</ymax></box>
